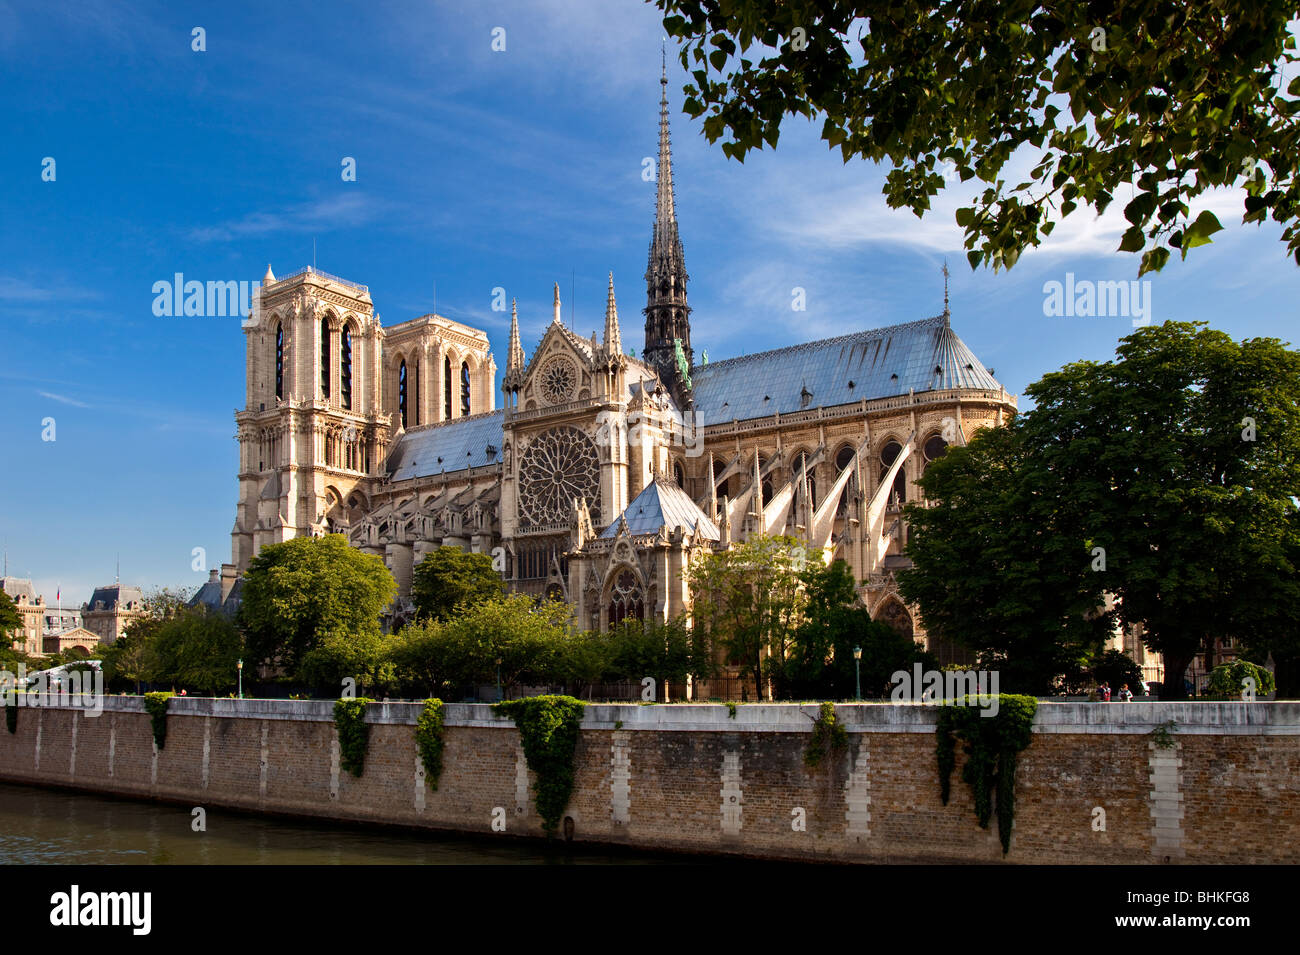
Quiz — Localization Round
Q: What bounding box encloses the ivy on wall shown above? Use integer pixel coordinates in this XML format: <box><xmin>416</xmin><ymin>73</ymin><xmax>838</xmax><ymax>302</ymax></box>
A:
<box><xmin>803</xmin><ymin>701</ymin><xmax>848</xmax><ymax>769</ymax></box>
<box><xmin>416</xmin><ymin>698</ymin><xmax>445</xmax><ymax>790</ymax></box>
<box><xmin>935</xmin><ymin>694</ymin><xmax>1038</xmax><ymax>855</ymax></box>
<box><xmin>144</xmin><ymin>692</ymin><xmax>174</xmax><ymax>750</ymax></box>
<box><xmin>334</xmin><ymin>698</ymin><xmax>373</xmax><ymax>777</ymax></box>
<box><xmin>493</xmin><ymin>695</ymin><xmax>586</xmax><ymax>836</ymax></box>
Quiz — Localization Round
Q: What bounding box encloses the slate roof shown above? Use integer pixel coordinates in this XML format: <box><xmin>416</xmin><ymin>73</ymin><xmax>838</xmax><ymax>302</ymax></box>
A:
<box><xmin>1</xmin><ymin>577</ymin><xmax>35</xmax><ymax>603</ymax></box>
<box><xmin>600</xmin><ymin>477</ymin><xmax>721</xmax><ymax>540</ymax></box>
<box><xmin>689</xmin><ymin>315</ymin><xmax>1003</xmax><ymax>425</ymax></box>
<box><xmin>386</xmin><ymin>409</ymin><xmax>506</xmax><ymax>481</ymax></box>
<box><xmin>86</xmin><ymin>584</ymin><xmax>145</xmax><ymax>610</ymax></box>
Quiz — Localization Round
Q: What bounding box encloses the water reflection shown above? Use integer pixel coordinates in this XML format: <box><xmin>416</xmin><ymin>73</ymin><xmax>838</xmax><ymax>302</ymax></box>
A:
<box><xmin>0</xmin><ymin>782</ymin><xmax>688</xmax><ymax>865</ymax></box>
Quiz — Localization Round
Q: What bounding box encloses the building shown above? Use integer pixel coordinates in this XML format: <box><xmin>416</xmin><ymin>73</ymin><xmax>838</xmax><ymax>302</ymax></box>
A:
<box><xmin>2</xmin><ymin>577</ymin><xmax>45</xmax><ymax>655</ymax></box>
<box><xmin>81</xmin><ymin>584</ymin><xmax>145</xmax><ymax>645</ymax></box>
<box><xmin>224</xmin><ymin>66</ymin><xmax>1019</xmax><ymax>667</ymax></box>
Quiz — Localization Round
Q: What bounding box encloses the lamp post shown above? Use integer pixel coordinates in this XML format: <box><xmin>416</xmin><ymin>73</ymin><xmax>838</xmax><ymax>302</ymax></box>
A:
<box><xmin>852</xmin><ymin>646</ymin><xmax>862</xmax><ymax>701</ymax></box>
<box><xmin>495</xmin><ymin>657</ymin><xmax>503</xmax><ymax>702</ymax></box>
<box><xmin>237</xmin><ymin>658</ymin><xmax>243</xmax><ymax>700</ymax></box>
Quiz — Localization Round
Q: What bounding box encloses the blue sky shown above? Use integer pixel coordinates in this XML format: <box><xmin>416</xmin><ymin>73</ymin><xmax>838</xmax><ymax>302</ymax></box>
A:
<box><xmin>2</xmin><ymin>0</ymin><xmax>1298</xmax><ymax>606</ymax></box>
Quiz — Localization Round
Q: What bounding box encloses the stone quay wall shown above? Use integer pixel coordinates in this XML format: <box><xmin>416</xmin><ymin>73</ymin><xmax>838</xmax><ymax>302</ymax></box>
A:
<box><xmin>0</xmin><ymin>698</ymin><xmax>1294</xmax><ymax>863</ymax></box>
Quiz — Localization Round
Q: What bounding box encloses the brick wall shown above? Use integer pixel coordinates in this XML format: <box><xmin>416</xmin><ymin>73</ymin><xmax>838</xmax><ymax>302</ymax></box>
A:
<box><xmin>0</xmin><ymin>698</ymin><xmax>1294</xmax><ymax>863</ymax></box>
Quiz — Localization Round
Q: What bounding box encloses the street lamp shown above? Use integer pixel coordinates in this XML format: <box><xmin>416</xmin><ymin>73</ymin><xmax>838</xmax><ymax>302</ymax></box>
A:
<box><xmin>237</xmin><ymin>658</ymin><xmax>243</xmax><ymax>700</ymax></box>
<box><xmin>852</xmin><ymin>646</ymin><xmax>862</xmax><ymax>701</ymax></box>
<box><xmin>495</xmin><ymin>657</ymin><xmax>503</xmax><ymax>702</ymax></box>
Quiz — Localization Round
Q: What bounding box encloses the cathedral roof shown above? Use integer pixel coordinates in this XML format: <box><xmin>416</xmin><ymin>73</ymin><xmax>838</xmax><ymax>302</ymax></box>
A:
<box><xmin>600</xmin><ymin>477</ymin><xmax>720</xmax><ymax>540</ymax></box>
<box><xmin>689</xmin><ymin>315</ymin><xmax>1004</xmax><ymax>425</ymax></box>
<box><xmin>386</xmin><ymin>410</ymin><xmax>505</xmax><ymax>481</ymax></box>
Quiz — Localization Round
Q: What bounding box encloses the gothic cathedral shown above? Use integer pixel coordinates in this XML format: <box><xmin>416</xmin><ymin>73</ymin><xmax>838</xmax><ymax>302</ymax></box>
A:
<box><xmin>224</xmin><ymin>67</ymin><xmax>1018</xmax><ymax>658</ymax></box>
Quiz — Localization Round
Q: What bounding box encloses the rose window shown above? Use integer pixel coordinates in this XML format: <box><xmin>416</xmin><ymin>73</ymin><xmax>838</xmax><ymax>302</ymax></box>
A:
<box><xmin>540</xmin><ymin>358</ymin><xmax>577</xmax><ymax>404</ymax></box>
<box><xmin>517</xmin><ymin>426</ymin><xmax>601</xmax><ymax>525</ymax></box>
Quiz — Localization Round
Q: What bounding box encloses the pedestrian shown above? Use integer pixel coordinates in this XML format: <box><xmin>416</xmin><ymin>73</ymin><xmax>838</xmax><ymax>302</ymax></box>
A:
<box><xmin>1119</xmin><ymin>684</ymin><xmax>1133</xmax><ymax>702</ymax></box>
<box><xmin>1100</xmin><ymin>682</ymin><xmax>1111</xmax><ymax>702</ymax></box>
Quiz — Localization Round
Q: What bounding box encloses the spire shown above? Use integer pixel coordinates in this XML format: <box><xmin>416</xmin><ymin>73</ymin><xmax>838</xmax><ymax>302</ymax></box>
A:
<box><xmin>942</xmin><ymin>261</ymin><xmax>951</xmax><ymax>326</ymax></box>
<box><xmin>603</xmin><ymin>272</ymin><xmax>622</xmax><ymax>355</ymax></box>
<box><xmin>552</xmin><ymin>282</ymin><xmax>562</xmax><ymax>325</ymax></box>
<box><xmin>262</xmin><ymin>264</ymin><xmax>275</xmax><ymax>285</ymax></box>
<box><xmin>507</xmin><ymin>299</ymin><xmax>524</xmax><ymax>371</ymax></box>
<box><xmin>644</xmin><ymin>55</ymin><xmax>693</xmax><ymax>404</ymax></box>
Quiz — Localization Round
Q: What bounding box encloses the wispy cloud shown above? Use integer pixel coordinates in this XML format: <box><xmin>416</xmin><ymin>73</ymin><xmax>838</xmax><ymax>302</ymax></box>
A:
<box><xmin>37</xmin><ymin>390</ymin><xmax>92</xmax><ymax>408</ymax></box>
<box><xmin>186</xmin><ymin>193</ymin><xmax>390</xmax><ymax>243</ymax></box>
<box><xmin>0</xmin><ymin>276</ymin><xmax>100</xmax><ymax>303</ymax></box>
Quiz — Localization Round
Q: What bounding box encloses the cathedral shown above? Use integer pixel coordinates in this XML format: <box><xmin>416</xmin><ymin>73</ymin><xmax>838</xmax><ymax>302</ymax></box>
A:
<box><xmin>220</xmin><ymin>68</ymin><xmax>1018</xmax><ymax>657</ymax></box>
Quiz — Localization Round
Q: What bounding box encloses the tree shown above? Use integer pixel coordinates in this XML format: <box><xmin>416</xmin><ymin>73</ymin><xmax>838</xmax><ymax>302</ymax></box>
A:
<box><xmin>410</xmin><ymin>547</ymin><xmax>504</xmax><ymax>623</ymax></box>
<box><xmin>150</xmin><ymin>607</ymin><xmax>243</xmax><ymax>696</ymax></box>
<box><xmin>237</xmin><ymin>535</ymin><xmax>396</xmax><ymax>674</ymax></box>
<box><xmin>684</xmin><ymin>535</ymin><xmax>807</xmax><ymax>700</ymax></box>
<box><xmin>657</xmin><ymin>1</ymin><xmax>1300</xmax><ymax>273</ymax></box>
<box><xmin>774</xmin><ymin>559</ymin><xmax>934</xmax><ymax>699</ymax></box>
<box><xmin>438</xmin><ymin>595</ymin><xmax>574</xmax><ymax>694</ymax></box>
<box><xmin>904</xmin><ymin>321</ymin><xmax>1300</xmax><ymax>699</ymax></box>
<box><xmin>1088</xmin><ymin>648</ymin><xmax>1146</xmax><ymax>696</ymax></box>
<box><xmin>607</xmin><ymin>616</ymin><xmax>715</xmax><ymax>700</ymax></box>
<box><xmin>900</xmin><ymin>424</ymin><xmax>1112</xmax><ymax>694</ymax></box>
<box><xmin>0</xmin><ymin>591</ymin><xmax>22</xmax><ymax>648</ymax></box>
<box><xmin>298</xmin><ymin>628</ymin><xmax>393</xmax><ymax>698</ymax></box>
<box><xmin>101</xmin><ymin>586</ymin><xmax>194</xmax><ymax>693</ymax></box>
<box><xmin>1206</xmin><ymin>658</ymin><xmax>1276</xmax><ymax>700</ymax></box>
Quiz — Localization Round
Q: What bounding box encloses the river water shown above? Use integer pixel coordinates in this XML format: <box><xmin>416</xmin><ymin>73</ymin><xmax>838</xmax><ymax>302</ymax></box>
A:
<box><xmin>0</xmin><ymin>782</ymin><xmax>691</xmax><ymax>865</ymax></box>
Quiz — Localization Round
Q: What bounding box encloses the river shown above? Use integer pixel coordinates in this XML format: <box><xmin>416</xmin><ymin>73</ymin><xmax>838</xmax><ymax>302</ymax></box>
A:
<box><xmin>0</xmin><ymin>781</ymin><xmax>693</xmax><ymax>865</ymax></box>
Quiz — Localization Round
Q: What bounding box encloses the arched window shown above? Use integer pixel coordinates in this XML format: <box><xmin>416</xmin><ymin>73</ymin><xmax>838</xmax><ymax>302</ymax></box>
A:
<box><xmin>274</xmin><ymin>323</ymin><xmax>283</xmax><ymax>399</ymax></box>
<box><xmin>320</xmin><ymin>319</ymin><xmax>331</xmax><ymax>399</ymax></box>
<box><xmin>398</xmin><ymin>360</ymin><xmax>408</xmax><ymax>429</ymax></box>
<box><xmin>461</xmin><ymin>361</ymin><xmax>471</xmax><ymax>416</ymax></box>
<box><xmin>757</xmin><ymin>456</ymin><xmax>773</xmax><ymax>506</ymax></box>
<box><xmin>341</xmin><ymin>326</ymin><xmax>353</xmax><ymax>410</ymax></box>
<box><xmin>791</xmin><ymin>451</ymin><xmax>817</xmax><ymax>510</ymax></box>
<box><xmin>880</xmin><ymin>440</ymin><xmax>907</xmax><ymax>507</ymax></box>
<box><xmin>835</xmin><ymin>445</ymin><xmax>857</xmax><ymax>516</ymax></box>
<box><xmin>444</xmin><ymin>356</ymin><xmax>452</xmax><ymax>419</ymax></box>
<box><xmin>412</xmin><ymin>361</ymin><xmax>420</xmax><ymax>426</ymax></box>
<box><xmin>835</xmin><ymin>445</ymin><xmax>856</xmax><ymax>472</ymax></box>
<box><xmin>923</xmin><ymin>433</ymin><xmax>949</xmax><ymax>462</ymax></box>
<box><xmin>608</xmin><ymin>570</ymin><xmax>644</xmax><ymax>625</ymax></box>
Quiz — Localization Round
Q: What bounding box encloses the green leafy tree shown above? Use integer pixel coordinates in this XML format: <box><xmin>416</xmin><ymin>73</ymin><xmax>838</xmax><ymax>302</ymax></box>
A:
<box><xmin>657</xmin><ymin>0</ymin><xmax>1300</xmax><ymax>273</ymax></box>
<box><xmin>904</xmin><ymin>321</ymin><xmax>1300</xmax><ymax>699</ymax></box>
<box><xmin>150</xmin><ymin>607</ymin><xmax>243</xmax><ymax>696</ymax></box>
<box><xmin>1019</xmin><ymin>322</ymin><xmax>1300</xmax><ymax>699</ymax></box>
<box><xmin>298</xmin><ymin>628</ymin><xmax>394</xmax><ymax>698</ymax></box>
<box><xmin>237</xmin><ymin>535</ymin><xmax>396</xmax><ymax>674</ymax></box>
<box><xmin>772</xmin><ymin>560</ymin><xmax>933</xmax><ymax>699</ymax></box>
<box><xmin>684</xmin><ymin>534</ymin><xmax>807</xmax><ymax>700</ymax></box>
<box><xmin>437</xmin><ymin>594</ymin><xmax>573</xmax><ymax>694</ymax></box>
<box><xmin>387</xmin><ymin>619</ymin><xmax>462</xmax><ymax>698</ymax></box>
<box><xmin>0</xmin><ymin>591</ymin><xmax>22</xmax><ymax>648</ymax></box>
<box><xmin>900</xmin><ymin>424</ymin><xmax>1112</xmax><ymax>694</ymax></box>
<box><xmin>101</xmin><ymin>586</ymin><xmax>194</xmax><ymax>693</ymax></box>
<box><xmin>1088</xmin><ymin>648</ymin><xmax>1146</xmax><ymax>696</ymax></box>
<box><xmin>410</xmin><ymin>547</ymin><xmax>504</xmax><ymax>623</ymax></box>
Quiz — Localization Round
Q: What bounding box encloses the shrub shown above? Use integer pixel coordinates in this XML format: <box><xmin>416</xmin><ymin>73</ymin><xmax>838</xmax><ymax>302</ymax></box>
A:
<box><xmin>1206</xmin><ymin>659</ymin><xmax>1275</xmax><ymax>700</ymax></box>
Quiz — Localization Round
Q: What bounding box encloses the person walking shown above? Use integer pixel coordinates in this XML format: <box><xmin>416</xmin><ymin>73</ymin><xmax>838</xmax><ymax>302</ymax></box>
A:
<box><xmin>1118</xmin><ymin>684</ymin><xmax>1133</xmax><ymax>702</ymax></box>
<box><xmin>1100</xmin><ymin>682</ymin><xmax>1111</xmax><ymax>702</ymax></box>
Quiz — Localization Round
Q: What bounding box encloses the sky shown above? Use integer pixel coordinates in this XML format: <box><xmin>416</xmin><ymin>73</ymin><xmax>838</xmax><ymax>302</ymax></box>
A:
<box><xmin>2</xmin><ymin>0</ymin><xmax>1298</xmax><ymax>607</ymax></box>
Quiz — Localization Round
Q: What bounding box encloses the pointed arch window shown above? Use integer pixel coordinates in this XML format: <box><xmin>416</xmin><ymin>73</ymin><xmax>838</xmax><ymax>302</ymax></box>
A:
<box><xmin>274</xmin><ymin>323</ymin><xmax>284</xmax><ymax>399</ymax></box>
<box><xmin>398</xmin><ymin>360</ymin><xmax>408</xmax><ymax>429</ymax></box>
<box><xmin>880</xmin><ymin>440</ymin><xmax>907</xmax><ymax>507</ymax></box>
<box><xmin>341</xmin><ymin>326</ymin><xmax>353</xmax><ymax>410</ymax></box>
<box><xmin>444</xmin><ymin>356</ymin><xmax>452</xmax><ymax>418</ymax></box>
<box><xmin>792</xmin><ymin>451</ymin><xmax>816</xmax><ymax>510</ymax></box>
<box><xmin>608</xmin><ymin>570</ymin><xmax>644</xmax><ymax>625</ymax></box>
<box><xmin>320</xmin><ymin>319</ymin><xmax>331</xmax><ymax>399</ymax></box>
<box><xmin>461</xmin><ymin>361</ymin><xmax>471</xmax><ymax>416</ymax></box>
